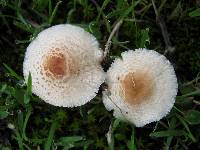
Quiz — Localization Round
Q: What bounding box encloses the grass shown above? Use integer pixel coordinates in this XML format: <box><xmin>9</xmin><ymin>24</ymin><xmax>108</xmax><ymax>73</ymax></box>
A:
<box><xmin>0</xmin><ymin>0</ymin><xmax>200</xmax><ymax>149</ymax></box>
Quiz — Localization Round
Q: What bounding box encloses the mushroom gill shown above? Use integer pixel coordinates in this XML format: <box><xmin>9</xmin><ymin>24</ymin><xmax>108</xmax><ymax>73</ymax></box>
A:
<box><xmin>120</xmin><ymin>71</ymin><xmax>154</xmax><ymax>105</ymax></box>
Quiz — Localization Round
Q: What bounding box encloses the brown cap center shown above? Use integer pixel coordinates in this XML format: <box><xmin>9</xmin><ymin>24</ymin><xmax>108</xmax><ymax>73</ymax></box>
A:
<box><xmin>120</xmin><ymin>71</ymin><xmax>154</xmax><ymax>105</ymax></box>
<box><xmin>45</xmin><ymin>54</ymin><xmax>66</xmax><ymax>76</ymax></box>
<box><xmin>42</xmin><ymin>48</ymin><xmax>79</xmax><ymax>80</ymax></box>
<box><xmin>43</xmin><ymin>51</ymin><xmax>70</xmax><ymax>79</ymax></box>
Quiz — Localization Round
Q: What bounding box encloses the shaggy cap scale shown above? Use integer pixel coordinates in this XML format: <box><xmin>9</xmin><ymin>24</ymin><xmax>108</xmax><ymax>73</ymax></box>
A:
<box><xmin>23</xmin><ymin>24</ymin><xmax>105</xmax><ymax>107</ymax></box>
<box><xmin>103</xmin><ymin>48</ymin><xmax>178</xmax><ymax>127</ymax></box>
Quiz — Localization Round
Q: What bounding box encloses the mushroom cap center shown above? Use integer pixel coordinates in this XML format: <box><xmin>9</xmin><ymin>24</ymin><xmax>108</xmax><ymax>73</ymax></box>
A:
<box><xmin>120</xmin><ymin>71</ymin><xmax>154</xmax><ymax>105</ymax></box>
<box><xmin>45</xmin><ymin>53</ymin><xmax>66</xmax><ymax>76</ymax></box>
<box><xmin>43</xmin><ymin>49</ymin><xmax>77</xmax><ymax>79</ymax></box>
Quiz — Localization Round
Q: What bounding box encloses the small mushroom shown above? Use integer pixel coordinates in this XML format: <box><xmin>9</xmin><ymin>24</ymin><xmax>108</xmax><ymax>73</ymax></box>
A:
<box><xmin>103</xmin><ymin>48</ymin><xmax>178</xmax><ymax>127</ymax></box>
<box><xmin>23</xmin><ymin>24</ymin><xmax>105</xmax><ymax>107</ymax></box>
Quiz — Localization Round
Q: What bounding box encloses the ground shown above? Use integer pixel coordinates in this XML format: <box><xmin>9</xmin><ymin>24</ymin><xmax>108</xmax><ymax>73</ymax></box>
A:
<box><xmin>0</xmin><ymin>0</ymin><xmax>200</xmax><ymax>149</ymax></box>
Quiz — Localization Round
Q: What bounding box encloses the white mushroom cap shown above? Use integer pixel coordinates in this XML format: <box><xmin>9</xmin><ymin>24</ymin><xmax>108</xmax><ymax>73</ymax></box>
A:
<box><xmin>103</xmin><ymin>48</ymin><xmax>178</xmax><ymax>127</ymax></box>
<box><xmin>23</xmin><ymin>24</ymin><xmax>105</xmax><ymax>107</ymax></box>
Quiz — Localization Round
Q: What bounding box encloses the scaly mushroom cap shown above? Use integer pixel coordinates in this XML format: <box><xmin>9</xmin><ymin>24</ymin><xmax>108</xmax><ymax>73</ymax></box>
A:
<box><xmin>23</xmin><ymin>24</ymin><xmax>105</xmax><ymax>107</ymax></box>
<box><xmin>103</xmin><ymin>49</ymin><xmax>178</xmax><ymax>127</ymax></box>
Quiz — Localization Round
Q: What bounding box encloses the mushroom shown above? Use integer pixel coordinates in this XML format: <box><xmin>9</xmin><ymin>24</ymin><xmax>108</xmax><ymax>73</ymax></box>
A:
<box><xmin>23</xmin><ymin>24</ymin><xmax>105</xmax><ymax>107</ymax></box>
<box><xmin>103</xmin><ymin>48</ymin><xmax>178</xmax><ymax>127</ymax></box>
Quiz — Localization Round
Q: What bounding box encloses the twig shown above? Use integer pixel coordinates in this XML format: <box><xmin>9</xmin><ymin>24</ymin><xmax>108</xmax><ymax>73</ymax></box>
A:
<box><xmin>104</xmin><ymin>19</ymin><xmax>123</xmax><ymax>58</ymax></box>
<box><xmin>91</xmin><ymin>0</ymin><xmax>123</xmax><ymax>58</ymax></box>
<box><xmin>106</xmin><ymin>123</ymin><xmax>113</xmax><ymax>145</ymax></box>
<box><xmin>151</xmin><ymin>0</ymin><xmax>175</xmax><ymax>54</ymax></box>
<box><xmin>193</xmin><ymin>100</ymin><xmax>200</xmax><ymax>105</ymax></box>
<box><xmin>159</xmin><ymin>121</ymin><xmax>169</xmax><ymax>129</ymax></box>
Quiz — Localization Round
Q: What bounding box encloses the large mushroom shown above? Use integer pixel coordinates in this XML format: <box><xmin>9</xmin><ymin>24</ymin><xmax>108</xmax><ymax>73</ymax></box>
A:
<box><xmin>103</xmin><ymin>48</ymin><xmax>178</xmax><ymax>127</ymax></box>
<box><xmin>23</xmin><ymin>24</ymin><xmax>105</xmax><ymax>107</ymax></box>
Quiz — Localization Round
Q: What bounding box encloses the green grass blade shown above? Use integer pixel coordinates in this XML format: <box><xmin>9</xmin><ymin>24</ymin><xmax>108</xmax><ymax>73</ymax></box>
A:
<box><xmin>184</xmin><ymin>110</ymin><xmax>200</xmax><ymax>125</ymax></box>
<box><xmin>150</xmin><ymin>130</ymin><xmax>185</xmax><ymax>137</ymax></box>
<box><xmin>18</xmin><ymin>111</ymin><xmax>24</xmax><ymax>135</ymax></box>
<box><xmin>44</xmin><ymin>121</ymin><xmax>59</xmax><ymax>150</ymax></box>
<box><xmin>0</xmin><ymin>110</ymin><xmax>9</xmax><ymax>119</ymax></box>
<box><xmin>164</xmin><ymin>136</ymin><xmax>173</xmax><ymax>150</ymax></box>
<box><xmin>22</xmin><ymin>107</ymin><xmax>32</xmax><ymax>141</ymax></box>
<box><xmin>189</xmin><ymin>8</ymin><xmax>200</xmax><ymax>17</ymax></box>
<box><xmin>176</xmin><ymin>114</ymin><xmax>196</xmax><ymax>142</ymax></box>
<box><xmin>48</xmin><ymin>1</ymin><xmax>62</xmax><ymax>24</ymax></box>
<box><xmin>137</xmin><ymin>28</ymin><xmax>150</xmax><ymax>48</ymax></box>
<box><xmin>96</xmin><ymin>0</ymin><xmax>110</xmax><ymax>21</ymax></box>
<box><xmin>24</xmin><ymin>73</ymin><xmax>32</xmax><ymax>104</ymax></box>
<box><xmin>27</xmin><ymin>73</ymin><xmax>32</xmax><ymax>96</ymax></box>
<box><xmin>3</xmin><ymin>63</ymin><xmax>23</xmax><ymax>80</ymax></box>
<box><xmin>13</xmin><ymin>21</ymin><xmax>33</xmax><ymax>33</ymax></box>
<box><xmin>48</xmin><ymin>0</ymin><xmax>52</xmax><ymax>15</ymax></box>
<box><xmin>127</xmin><ymin>128</ymin><xmax>137</xmax><ymax>150</ymax></box>
<box><xmin>180</xmin><ymin>89</ymin><xmax>200</xmax><ymax>97</ymax></box>
<box><xmin>59</xmin><ymin>136</ymin><xmax>84</xmax><ymax>144</ymax></box>
<box><xmin>15</xmin><ymin>130</ymin><xmax>24</xmax><ymax>150</ymax></box>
